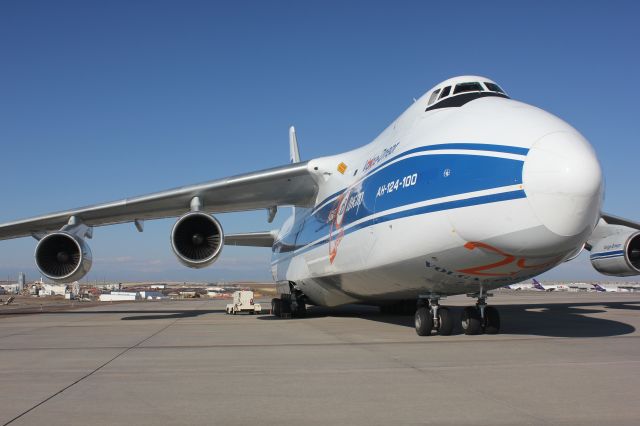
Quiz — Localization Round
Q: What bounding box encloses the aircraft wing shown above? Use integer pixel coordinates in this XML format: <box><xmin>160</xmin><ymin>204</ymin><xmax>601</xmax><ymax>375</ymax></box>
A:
<box><xmin>586</xmin><ymin>212</ymin><xmax>640</xmax><ymax>248</ymax></box>
<box><xmin>0</xmin><ymin>162</ymin><xmax>317</xmax><ymax>241</ymax></box>
<box><xmin>601</xmin><ymin>213</ymin><xmax>640</xmax><ymax>230</ymax></box>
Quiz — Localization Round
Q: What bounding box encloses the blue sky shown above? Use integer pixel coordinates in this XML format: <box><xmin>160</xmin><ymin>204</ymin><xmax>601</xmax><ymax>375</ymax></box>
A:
<box><xmin>1</xmin><ymin>1</ymin><xmax>639</xmax><ymax>283</ymax></box>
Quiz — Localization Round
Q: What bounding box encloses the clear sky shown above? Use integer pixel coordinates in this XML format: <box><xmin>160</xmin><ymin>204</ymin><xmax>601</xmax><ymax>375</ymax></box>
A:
<box><xmin>1</xmin><ymin>0</ymin><xmax>639</xmax><ymax>283</ymax></box>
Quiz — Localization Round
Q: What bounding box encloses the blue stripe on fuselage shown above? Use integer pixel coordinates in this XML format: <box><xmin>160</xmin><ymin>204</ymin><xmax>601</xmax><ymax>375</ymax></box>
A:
<box><xmin>310</xmin><ymin>143</ymin><xmax>529</xmax><ymax>215</ymax></box>
<box><xmin>273</xmin><ymin>151</ymin><xmax>526</xmax><ymax>262</ymax></box>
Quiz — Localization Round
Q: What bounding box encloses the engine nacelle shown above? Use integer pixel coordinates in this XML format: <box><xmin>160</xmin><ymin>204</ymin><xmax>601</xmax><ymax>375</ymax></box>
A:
<box><xmin>590</xmin><ymin>231</ymin><xmax>640</xmax><ymax>276</ymax></box>
<box><xmin>171</xmin><ymin>212</ymin><xmax>224</xmax><ymax>268</ymax></box>
<box><xmin>35</xmin><ymin>232</ymin><xmax>93</xmax><ymax>282</ymax></box>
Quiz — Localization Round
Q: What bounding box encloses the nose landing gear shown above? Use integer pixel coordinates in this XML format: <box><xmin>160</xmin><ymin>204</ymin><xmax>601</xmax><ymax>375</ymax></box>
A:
<box><xmin>461</xmin><ymin>292</ymin><xmax>500</xmax><ymax>335</ymax></box>
<box><xmin>414</xmin><ymin>295</ymin><xmax>453</xmax><ymax>336</ymax></box>
<box><xmin>414</xmin><ymin>291</ymin><xmax>501</xmax><ymax>336</ymax></box>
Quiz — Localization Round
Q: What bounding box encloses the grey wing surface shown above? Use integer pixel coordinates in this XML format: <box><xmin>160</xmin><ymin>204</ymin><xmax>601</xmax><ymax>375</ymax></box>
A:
<box><xmin>601</xmin><ymin>213</ymin><xmax>640</xmax><ymax>230</ymax></box>
<box><xmin>587</xmin><ymin>213</ymin><xmax>640</xmax><ymax>249</ymax></box>
<box><xmin>0</xmin><ymin>162</ymin><xmax>317</xmax><ymax>240</ymax></box>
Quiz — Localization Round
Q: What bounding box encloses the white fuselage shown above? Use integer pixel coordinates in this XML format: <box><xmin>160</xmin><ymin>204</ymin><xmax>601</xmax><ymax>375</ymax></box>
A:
<box><xmin>271</xmin><ymin>77</ymin><xmax>603</xmax><ymax>307</ymax></box>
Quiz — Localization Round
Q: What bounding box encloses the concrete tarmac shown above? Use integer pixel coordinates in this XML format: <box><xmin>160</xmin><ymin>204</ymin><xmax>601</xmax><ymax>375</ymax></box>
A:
<box><xmin>1</xmin><ymin>292</ymin><xmax>639</xmax><ymax>425</ymax></box>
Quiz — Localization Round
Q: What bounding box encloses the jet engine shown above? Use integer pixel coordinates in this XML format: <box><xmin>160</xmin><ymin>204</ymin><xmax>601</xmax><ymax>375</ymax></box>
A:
<box><xmin>35</xmin><ymin>232</ymin><xmax>93</xmax><ymax>282</ymax></box>
<box><xmin>590</xmin><ymin>231</ymin><xmax>640</xmax><ymax>276</ymax></box>
<box><xmin>171</xmin><ymin>212</ymin><xmax>224</xmax><ymax>268</ymax></box>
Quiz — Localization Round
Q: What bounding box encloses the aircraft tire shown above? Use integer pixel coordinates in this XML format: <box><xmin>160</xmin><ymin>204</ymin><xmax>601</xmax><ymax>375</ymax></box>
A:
<box><xmin>271</xmin><ymin>298</ymin><xmax>281</xmax><ymax>317</ymax></box>
<box><xmin>280</xmin><ymin>296</ymin><xmax>292</xmax><ymax>315</ymax></box>
<box><xmin>461</xmin><ymin>307</ymin><xmax>482</xmax><ymax>335</ymax></box>
<box><xmin>484</xmin><ymin>306</ymin><xmax>500</xmax><ymax>334</ymax></box>
<box><xmin>437</xmin><ymin>307</ymin><xmax>453</xmax><ymax>336</ymax></box>
<box><xmin>415</xmin><ymin>306</ymin><xmax>433</xmax><ymax>336</ymax></box>
<box><xmin>294</xmin><ymin>301</ymin><xmax>307</xmax><ymax>318</ymax></box>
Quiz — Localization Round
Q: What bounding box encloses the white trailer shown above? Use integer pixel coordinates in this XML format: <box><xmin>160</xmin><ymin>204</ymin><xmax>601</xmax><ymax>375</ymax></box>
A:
<box><xmin>226</xmin><ymin>291</ymin><xmax>261</xmax><ymax>315</ymax></box>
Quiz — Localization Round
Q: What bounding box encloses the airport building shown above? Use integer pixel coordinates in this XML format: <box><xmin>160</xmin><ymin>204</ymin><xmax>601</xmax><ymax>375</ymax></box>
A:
<box><xmin>99</xmin><ymin>291</ymin><xmax>141</xmax><ymax>302</ymax></box>
<box><xmin>139</xmin><ymin>291</ymin><xmax>167</xmax><ymax>300</ymax></box>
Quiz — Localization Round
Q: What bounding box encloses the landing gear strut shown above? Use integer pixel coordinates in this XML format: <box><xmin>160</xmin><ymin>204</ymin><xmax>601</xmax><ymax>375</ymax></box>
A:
<box><xmin>414</xmin><ymin>295</ymin><xmax>453</xmax><ymax>336</ymax></box>
<box><xmin>461</xmin><ymin>291</ymin><xmax>500</xmax><ymax>335</ymax></box>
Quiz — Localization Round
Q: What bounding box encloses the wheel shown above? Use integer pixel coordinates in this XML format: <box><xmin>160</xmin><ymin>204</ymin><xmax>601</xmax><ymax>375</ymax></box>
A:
<box><xmin>280</xmin><ymin>296</ymin><xmax>292</xmax><ymax>315</ymax></box>
<box><xmin>461</xmin><ymin>306</ymin><xmax>482</xmax><ymax>335</ymax></box>
<box><xmin>437</xmin><ymin>307</ymin><xmax>453</xmax><ymax>336</ymax></box>
<box><xmin>415</xmin><ymin>306</ymin><xmax>433</xmax><ymax>336</ymax></box>
<box><xmin>250</xmin><ymin>311</ymin><xmax>255</xmax><ymax>315</ymax></box>
<box><xmin>484</xmin><ymin>306</ymin><xmax>500</xmax><ymax>334</ymax></box>
<box><xmin>271</xmin><ymin>298</ymin><xmax>281</xmax><ymax>317</ymax></box>
<box><xmin>232</xmin><ymin>309</ymin><xmax>236</xmax><ymax>315</ymax></box>
<box><xmin>294</xmin><ymin>300</ymin><xmax>307</xmax><ymax>317</ymax></box>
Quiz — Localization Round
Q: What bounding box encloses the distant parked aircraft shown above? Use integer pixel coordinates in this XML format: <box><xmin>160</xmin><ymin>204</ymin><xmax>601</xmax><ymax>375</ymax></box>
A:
<box><xmin>592</xmin><ymin>283</ymin><xmax>640</xmax><ymax>292</ymax></box>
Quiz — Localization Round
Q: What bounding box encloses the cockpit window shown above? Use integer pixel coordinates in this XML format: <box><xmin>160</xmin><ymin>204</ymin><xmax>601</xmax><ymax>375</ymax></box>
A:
<box><xmin>427</xmin><ymin>89</ymin><xmax>441</xmax><ymax>105</ymax></box>
<box><xmin>453</xmin><ymin>82</ymin><xmax>484</xmax><ymax>94</ymax></box>
<box><xmin>439</xmin><ymin>86</ymin><xmax>451</xmax><ymax>99</ymax></box>
<box><xmin>484</xmin><ymin>82</ymin><xmax>505</xmax><ymax>94</ymax></box>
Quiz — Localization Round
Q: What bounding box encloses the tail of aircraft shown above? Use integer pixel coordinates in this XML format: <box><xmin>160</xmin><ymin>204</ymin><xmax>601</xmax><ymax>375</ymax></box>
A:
<box><xmin>592</xmin><ymin>283</ymin><xmax>607</xmax><ymax>292</ymax></box>
<box><xmin>287</xmin><ymin>126</ymin><xmax>302</xmax><ymax>225</ymax></box>
<box><xmin>532</xmin><ymin>279</ymin><xmax>546</xmax><ymax>291</ymax></box>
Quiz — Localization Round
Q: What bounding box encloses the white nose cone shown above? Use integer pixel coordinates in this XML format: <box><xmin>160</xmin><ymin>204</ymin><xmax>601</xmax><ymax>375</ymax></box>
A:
<box><xmin>523</xmin><ymin>131</ymin><xmax>603</xmax><ymax>237</ymax></box>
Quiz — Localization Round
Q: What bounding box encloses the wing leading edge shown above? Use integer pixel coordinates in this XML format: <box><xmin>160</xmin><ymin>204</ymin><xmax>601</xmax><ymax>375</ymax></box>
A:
<box><xmin>0</xmin><ymin>162</ymin><xmax>317</xmax><ymax>241</ymax></box>
<box><xmin>601</xmin><ymin>213</ymin><xmax>640</xmax><ymax>230</ymax></box>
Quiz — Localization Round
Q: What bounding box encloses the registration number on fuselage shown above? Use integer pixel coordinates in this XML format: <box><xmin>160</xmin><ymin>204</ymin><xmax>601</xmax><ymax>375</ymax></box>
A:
<box><xmin>375</xmin><ymin>173</ymin><xmax>418</xmax><ymax>198</ymax></box>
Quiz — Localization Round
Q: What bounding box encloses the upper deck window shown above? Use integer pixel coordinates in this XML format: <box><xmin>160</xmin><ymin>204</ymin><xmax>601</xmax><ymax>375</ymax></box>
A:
<box><xmin>453</xmin><ymin>82</ymin><xmax>484</xmax><ymax>94</ymax></box>
<box><xmin>439</xmin><ymin>86</ymin><xmax>451</xmax><ymax>99</ymax></box>
<box><xmin>484</xmin><ymin>82</ymin><xmax>505</xmax><ymax>94</ymax></box>
<box><xmin>427</xmin><ymin>89</ymin><xmax>441</xmax><ymax>105</ymax></box>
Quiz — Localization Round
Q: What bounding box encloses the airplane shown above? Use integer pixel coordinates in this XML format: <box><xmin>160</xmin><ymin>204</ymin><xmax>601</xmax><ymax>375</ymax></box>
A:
<box><xmin>592</xmin><ymin>283</ymin><xmax>639</xmax><ymax>292</ymax></box>
<box><xmin>503</xmin><ymin>279</ymin><xmax>543</xmax><ymax>291</ymax></box>
<box><xmin>530</xmin><ymin>279</ymin><xmax>592</xmax><ymax>292</ymax></box>
<box><xmin>505</xmin><ymin>278</ymin><xmax>561</xmax><ymax>292</ymax></box>
<box><xmin>593</xmin><ymin>283</ymin><xmax>610</xmax><ymax>292</ymax></box>
<box><xmin>1</xmin><ymin>75</ymin><xmax>640</xmax><ymax>337</ymax></box>
<box><xmin>531</xmin><ymin>279</ymin><xmax>547</xmax><ymax>291</ymax></box>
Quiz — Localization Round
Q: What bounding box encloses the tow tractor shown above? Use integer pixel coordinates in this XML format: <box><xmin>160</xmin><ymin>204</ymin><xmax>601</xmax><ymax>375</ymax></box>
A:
<box><xmin>226</xmin><ymin>290</ymin><xmax>261</xmax><ymax>315</ymax></box>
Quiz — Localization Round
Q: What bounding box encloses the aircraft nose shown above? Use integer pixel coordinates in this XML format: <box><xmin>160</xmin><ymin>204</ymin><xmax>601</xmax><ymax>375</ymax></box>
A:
<box><xmin>522</xmin><ymin>131</ymin><xmax>603</xmax><ymax>237</ymax></box>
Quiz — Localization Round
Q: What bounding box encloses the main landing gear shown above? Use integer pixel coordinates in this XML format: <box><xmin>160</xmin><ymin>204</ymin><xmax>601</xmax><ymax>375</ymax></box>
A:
<box><xmin>414</xmin><ymin>295</ymin><xmax>454</xmax><ymax>336</ymax></box>
<box><xmin>460</xmin><ymin>292</ymin><xmax>500</xmax><ymax>335</ymax></box>
<box><xmin>414</xmin><ymin>291</ymin><xmax>501</xmax><ymax>336</ymax></box>
<box><xmin>271</xmin><ymin>293</ymin><xmax>307</xmax><ymax>318</ymax></box>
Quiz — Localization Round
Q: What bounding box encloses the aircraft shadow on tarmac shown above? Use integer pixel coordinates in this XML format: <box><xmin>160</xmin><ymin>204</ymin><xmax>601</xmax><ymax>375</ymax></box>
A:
<box><xmin>0</xmin><ymin>309</ymin><xmax>225</xmax><ymax>320</ymax></box>
<box><xmin>260</xmin><ymin>302</ymin><xmax>639</xmax><ymax>338</ymax></box>
<box><xmin>119</xmin><ymin>309</ymin><xmax>226</xmax><ymax>320</ymax></box>
<box><xmin>4</xmin><ymin>302</ymin><xmax>637</xmax><ymax>338</ymax></box>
